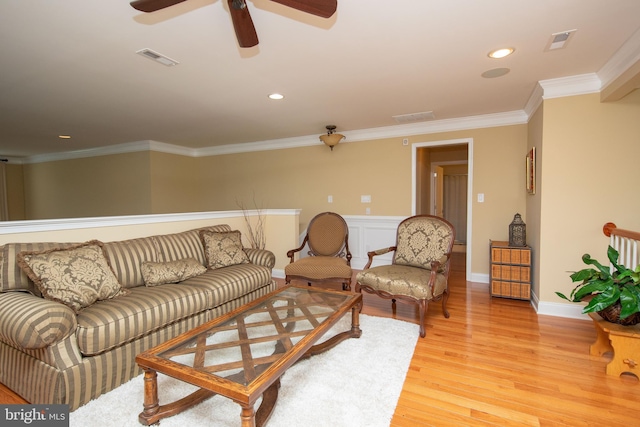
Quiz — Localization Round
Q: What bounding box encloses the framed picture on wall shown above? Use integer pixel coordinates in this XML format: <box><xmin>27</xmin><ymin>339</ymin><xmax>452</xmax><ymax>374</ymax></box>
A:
<box><xmin>526</xmin><ymin>147</ymin><xmax>535</xmax><ymax>194</ymax></box>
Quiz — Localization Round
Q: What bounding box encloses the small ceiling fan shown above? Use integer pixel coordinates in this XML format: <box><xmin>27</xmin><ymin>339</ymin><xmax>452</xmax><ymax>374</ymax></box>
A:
<box><xmin>130</xmin><ymin>0</ymin><xmax>337</xmax><ymax>48</ymax></box>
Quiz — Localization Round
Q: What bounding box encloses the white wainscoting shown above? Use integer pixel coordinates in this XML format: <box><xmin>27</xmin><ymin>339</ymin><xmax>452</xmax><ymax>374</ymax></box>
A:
<box><xmin>345</xmin><ymin>215</ymin><xmax>406</xmax><ymax>270</ymax></box>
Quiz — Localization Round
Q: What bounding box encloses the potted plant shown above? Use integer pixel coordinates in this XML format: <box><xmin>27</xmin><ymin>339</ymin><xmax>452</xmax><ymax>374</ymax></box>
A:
<box><xmin>556</xmin><ymin>245</ymin><xmax>640</xmax><ymax>325</ymax></box>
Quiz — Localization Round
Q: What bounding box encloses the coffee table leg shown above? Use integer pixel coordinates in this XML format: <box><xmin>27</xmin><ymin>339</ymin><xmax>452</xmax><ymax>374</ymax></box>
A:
<box><xmin>240</xmin><ymin>405</ymin><xmax>256</xmax><ymax>427</ymax></box>
<box><xmin>255</xmin><ymin>378</ymin><xmax>281</xmax><ymax>427</ymax></box>
<box><xmin>351</xmin><ymin>304</ymin><xmax>362</xmax><ymax>338</ymax></box>
<box><xmin>139</xmin><ymin>368</ymin><xmax>159</xmax><ymax>425</ymax></box>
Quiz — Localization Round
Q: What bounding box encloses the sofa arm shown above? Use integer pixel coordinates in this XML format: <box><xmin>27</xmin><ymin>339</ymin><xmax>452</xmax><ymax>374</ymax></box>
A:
<box><xmin>244</xmin><ymin>248</ymin><xmax>276</xmax><ymax>269</ymax></box>
<box><xmin>0</xmin><ymin>292</ymin><xmax>77</xmax><ymax>350</ymax></box>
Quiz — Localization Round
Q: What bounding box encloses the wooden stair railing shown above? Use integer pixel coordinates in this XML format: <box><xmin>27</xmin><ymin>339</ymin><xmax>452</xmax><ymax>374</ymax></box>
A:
<box><xmin>603</xmin><ymin>222</ymin><xmax>640</xmax><ymax>270</ymax></box>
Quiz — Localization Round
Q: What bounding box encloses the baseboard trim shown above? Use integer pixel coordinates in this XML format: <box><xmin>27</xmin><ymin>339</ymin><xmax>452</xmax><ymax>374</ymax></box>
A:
<box><xmin>470</xmin><ymin>273</ymin><xmax>489</xmax><ymax>283</ymax></box>
<box><xmin>536</xmin><ymin>301</ymin><xmax>590</xmax><ymax>320</ymax></box>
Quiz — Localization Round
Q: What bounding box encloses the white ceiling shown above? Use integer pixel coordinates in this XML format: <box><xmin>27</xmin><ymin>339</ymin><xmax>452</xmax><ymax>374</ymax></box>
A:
<box><xmin>1</xmin><ymin>0</ymin><xmax>640</xmax><ymax>158</ymax></box>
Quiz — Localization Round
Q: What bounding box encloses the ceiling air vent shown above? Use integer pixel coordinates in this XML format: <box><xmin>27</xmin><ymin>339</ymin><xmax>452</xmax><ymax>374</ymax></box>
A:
<box><xmin>393</xmin><ymin>111</ymin><xmax>436</xmax><ymax>124</ymax></box>
<box><xmin>545</xmin><ymin>29</ymin><xmax>577</xmax><ymax>51</ymax></box>
<box><xmin>136</xmin><ymin>48</ymin><xmax>179</xmax><ymax>66</ymax></box>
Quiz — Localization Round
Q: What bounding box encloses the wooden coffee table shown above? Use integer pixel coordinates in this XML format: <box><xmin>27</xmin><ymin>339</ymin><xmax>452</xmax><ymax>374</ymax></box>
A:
<box><xmin>135</xmin><ymin>285</ymin><xmax>362</xmax><ymax>427</ymax></box>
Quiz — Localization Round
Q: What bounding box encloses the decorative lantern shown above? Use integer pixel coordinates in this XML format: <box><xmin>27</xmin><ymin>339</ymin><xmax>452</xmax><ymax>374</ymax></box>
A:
<box><xmin>509</xmin><ymin>213</ymin><xmax>526</xmax><ymax>247</ymax></box>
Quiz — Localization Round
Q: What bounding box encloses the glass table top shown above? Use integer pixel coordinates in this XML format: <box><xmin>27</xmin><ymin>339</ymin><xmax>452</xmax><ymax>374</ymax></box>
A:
<box><xmin>156</xmin><ymin>286</ymin><xmax>358</xmax><ymax>386</ymax></box>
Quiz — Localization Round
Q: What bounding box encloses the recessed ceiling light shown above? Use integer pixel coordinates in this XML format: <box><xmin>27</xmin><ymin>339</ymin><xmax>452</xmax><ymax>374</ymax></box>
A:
<box><xmin>268</xmin><ymin>93</ymin><xmax>284</xmax><ymax>100</ymax></box>
<box><xmin>58</xmin><ymin>135</ymin><xmax>71</xmax><ymax>139</ymax></box>
<box><xmin>488</xmin><ymin>48</ymin><xmax>515</xmax><ymax>59</ymax></box>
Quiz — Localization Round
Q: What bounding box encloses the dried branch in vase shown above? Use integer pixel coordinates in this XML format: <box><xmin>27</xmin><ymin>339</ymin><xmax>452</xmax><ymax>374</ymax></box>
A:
<box><xmin>236</xmin><ymin>196</ymin><xmax>266</xmax><ymax>249</ymax></box>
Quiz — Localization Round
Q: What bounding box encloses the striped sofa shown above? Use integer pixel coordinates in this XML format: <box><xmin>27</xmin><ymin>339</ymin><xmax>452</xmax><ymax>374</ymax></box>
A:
<box><xmin>0</xmin><ymin>224</ymin><xmax>277</xmax><ymax>411</ymax></box>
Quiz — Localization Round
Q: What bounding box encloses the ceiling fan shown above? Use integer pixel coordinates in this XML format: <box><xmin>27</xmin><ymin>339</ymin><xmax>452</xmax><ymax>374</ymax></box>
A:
<box><xmin>130</xmin><ymin>0</ymin><xmax>337</xmax><ymax>48</ymax></box>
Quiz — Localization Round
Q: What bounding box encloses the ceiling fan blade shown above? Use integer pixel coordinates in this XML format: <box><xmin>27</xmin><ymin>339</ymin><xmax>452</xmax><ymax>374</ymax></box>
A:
<box><xmin>270</xmin><ymin>0</ymin><xmax>337</xmax><ymax>18</ymax></box>
<box><xmin>130</xmin><ymin>0</ymin><xmax>188</xmax><ymax>13</ymax></box>
<box><xmin>228</xmin><ymin>0</ymin><xmax>259</xmax><ymax>48</ymax></box>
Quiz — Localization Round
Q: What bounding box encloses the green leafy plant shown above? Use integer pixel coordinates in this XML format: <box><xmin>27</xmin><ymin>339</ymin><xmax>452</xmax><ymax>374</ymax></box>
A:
<box><xmin>557</xmin><ymin>245</ymin><xmax>640</xmax><ymax>319</ymax></box>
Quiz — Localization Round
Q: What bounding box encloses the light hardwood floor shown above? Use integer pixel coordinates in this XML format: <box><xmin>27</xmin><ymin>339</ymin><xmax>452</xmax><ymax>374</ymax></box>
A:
<box><xmin>2</xmin><ymin>252</ymin><xmax>639</xmax><ymax>426</ymax></box>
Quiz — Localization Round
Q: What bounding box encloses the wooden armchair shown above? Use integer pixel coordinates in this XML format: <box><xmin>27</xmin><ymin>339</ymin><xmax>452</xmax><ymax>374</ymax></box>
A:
<box><xmin>285</xmin><ymin>212</ymin><xmax>353</xmax><ymax>290</ymax></box>
<box><xmin>356</xmin><ymin>215</ymin><xmax>455</xmax><ymax>337</ymax></box>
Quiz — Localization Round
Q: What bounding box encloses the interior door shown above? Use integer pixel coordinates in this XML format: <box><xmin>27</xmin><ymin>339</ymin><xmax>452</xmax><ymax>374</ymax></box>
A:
<box><xmin>443</xmin><ymin>174</ymin><xmax>468</xmax><ymax>243</ymax></box>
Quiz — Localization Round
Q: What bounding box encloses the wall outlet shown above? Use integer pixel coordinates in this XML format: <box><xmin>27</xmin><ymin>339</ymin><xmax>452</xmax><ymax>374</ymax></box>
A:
<box><xmin>361</xmin><ymin>195</ymin><xmax>371</xmax><ymax>203</ymax></box>
<box><xmin>328</xmin><ymin>195</ymin><xmax>333</xmax><ymax>203</ymax></box>
<box><xmin>366</xmin><ymin>207</ymin><xmax>371</xmax><ymax>215</ymax></box>
<box><xmin>477</xmin><ymin>193</ymin><xmax>484</xmax><ymax>203</ymax></box>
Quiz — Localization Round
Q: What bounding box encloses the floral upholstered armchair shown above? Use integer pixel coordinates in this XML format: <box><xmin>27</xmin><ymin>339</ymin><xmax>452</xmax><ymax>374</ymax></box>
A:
<box><xmin>356</xmin><ymin>215</ymin><xmax>455</xmax><ymax>337</ymax></box>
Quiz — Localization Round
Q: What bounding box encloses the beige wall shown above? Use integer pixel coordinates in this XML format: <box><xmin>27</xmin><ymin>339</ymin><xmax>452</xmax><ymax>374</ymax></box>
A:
<box><xmin>539</xmin><ymin>90</ymin><xmax>640</xmax><ymax>303</ymax></box>
<box><xmin>149</xmin><ymin>151</ymin><xmax>202</xmax><ymax>214</ymax></box>
<box><xmin>196</xmin><ymin>136</ymin><xmax>416</xmax><ymax>225</ymax></box>
<box><xmin>22</xmin><ymin>152</ymin><xmax>152</xmax><ymax>219</ymax></box>
<box><xmin>5</xmin><ymin>163</ymin><xmax>25</xmax><ymax>220</ymax></box>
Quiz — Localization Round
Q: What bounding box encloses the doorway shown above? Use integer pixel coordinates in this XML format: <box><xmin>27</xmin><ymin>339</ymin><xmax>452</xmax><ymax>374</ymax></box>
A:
<box><xmin>412</xmin><ymin>138</ymin><xmax>473</xmax><ymax>281</ymax></box>
<box><xmin>431</xmin><ymin>163</ymin><xmax>468</xmax><ymax>243</ymax></box>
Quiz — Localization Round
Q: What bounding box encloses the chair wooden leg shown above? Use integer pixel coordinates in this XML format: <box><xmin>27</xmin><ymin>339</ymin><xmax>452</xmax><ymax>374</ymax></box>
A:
<box><xmin>418</xmin><ymin>299</ymin><xmax>428</xmax><ymax>338</ymax></box>
<box><xmin>442</xmin><ymin>288</ymin><xmax>450</xmax><ymax>318</ymax></box>
<box><xmin>355</xmin><ymin>282</ymin><xmax>364</xmax><ymax>312</ymax></box>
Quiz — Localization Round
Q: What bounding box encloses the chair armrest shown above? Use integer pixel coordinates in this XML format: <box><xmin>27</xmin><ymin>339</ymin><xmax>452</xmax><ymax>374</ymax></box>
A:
<box><xmin>363</xmin><ymin>246</ymin><xmax>397</xmax><ymax>269</ymax></box>
<box><xmin>286</xmin><ymin>236</ymin><xmax>309</xmax><ymax>263</ymax></box>
<box><xmin>0</xmin><ymin>292</ymin><xmax>77</xmax><ymax>350</ymax></box>
<box><xmin>432</xmin><ymin>253</ymin><xmax>452</xmax><ymax>273</ymax></box>
<box><xmin>244</xmin><ymin>248</ymin><xmax>276</xmax><ymax>269</ymax></box>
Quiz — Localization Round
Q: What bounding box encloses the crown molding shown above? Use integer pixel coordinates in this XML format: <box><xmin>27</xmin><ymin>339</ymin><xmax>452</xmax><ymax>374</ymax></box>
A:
<box><xmin>523</xmin><ymin>73</ymin><xmax>602</xmax><ymax>117</ymax></box>
<box><xmin>524</xmin><ymin>83</ymin><xmax>544</xmax><ymax>118</ymax></box>
<box><xmin>598</xmin><ymin>27</ymin><xmax>640</xmax><ymax>89</ymax></box>
<box><xmin>537</xmin><ymin>73</ymin><xmax>602</xmax><ymax>99</ymax></box>
<box><xmin>197</xmin><ymin>110</ymin><xmax>527</xmax><ymax>156</ymax></box>
<box><xmin>195</xmin><ymin>134</ymin><xmax>321</xmax><ymax>156</ymax></box>
<box><xmin>339</xmin><ymin>111</ymin><xmax>528</xmax><ymax>144</ymax></box>
<box><xmin>22</xmin><ymin>140</ymin><xmax>197</xmax><ymax>164</ymax></box>
<box><xmin>0</xmin><ymin>156</ymin><xmax>25</xmax><ymax>165</ymax></box>
<box><xmin>21</xmin><ymin>111</ymin><xmax>529</xmax><ymax>162</ymax></box>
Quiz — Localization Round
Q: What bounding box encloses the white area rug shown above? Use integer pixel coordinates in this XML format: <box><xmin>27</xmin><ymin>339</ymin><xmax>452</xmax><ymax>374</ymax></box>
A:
<box><xmin>70</xmin><ymin>314</ymin><xmax>418</xmax><ymax>427</ymax></box>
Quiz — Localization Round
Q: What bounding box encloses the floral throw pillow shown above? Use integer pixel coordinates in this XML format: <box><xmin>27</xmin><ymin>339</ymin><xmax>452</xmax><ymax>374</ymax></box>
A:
<box><xmin>17</xmin><ymin>240</ymin><xmax>129</xmax><ymax>313</ymax></box>
<box><xmin>141</xmin><ymin>258</ymin><xmax>207</xmax><ymax>287</ymax></box>
<box><xmin>199</xmin><ymin>230</ymin><xmax>250</xmax><ymax>270</ymax></box>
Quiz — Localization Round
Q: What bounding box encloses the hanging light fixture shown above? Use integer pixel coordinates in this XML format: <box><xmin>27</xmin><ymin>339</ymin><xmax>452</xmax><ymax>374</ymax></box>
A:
<box><xmin>319</xmin><ymin>125</ymin><xmax>345</xmax><ymax>150</ymax></box>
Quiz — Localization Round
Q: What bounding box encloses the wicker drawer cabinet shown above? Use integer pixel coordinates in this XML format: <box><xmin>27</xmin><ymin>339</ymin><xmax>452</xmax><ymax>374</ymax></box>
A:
<box><xmin>490</xmin><ymin>240</ymin><xmax>532</xmax><ymax>300</ymax></box>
